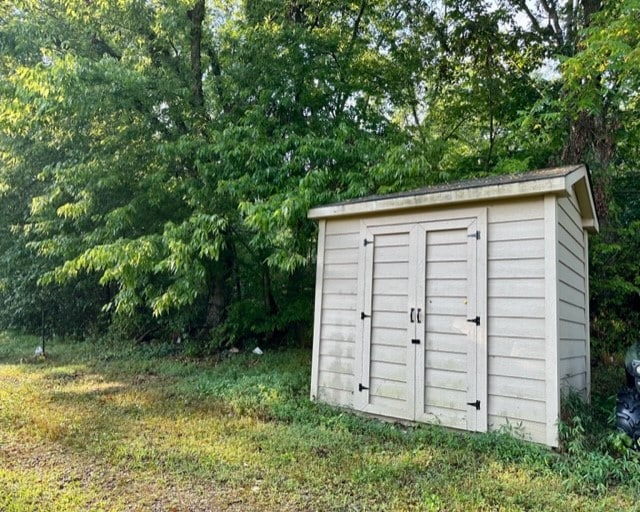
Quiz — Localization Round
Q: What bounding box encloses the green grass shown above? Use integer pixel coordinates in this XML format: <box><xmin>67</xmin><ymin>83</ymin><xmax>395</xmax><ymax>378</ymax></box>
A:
<box><xmin>0</xmin><ymin>332</ymin><xmax>639</xmax><ymax>511</ymax></box>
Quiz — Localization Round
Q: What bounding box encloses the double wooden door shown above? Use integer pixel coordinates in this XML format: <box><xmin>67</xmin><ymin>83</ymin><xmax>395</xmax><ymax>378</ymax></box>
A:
<box><xmin>354</xmin><ymin>214</ymin><xmax>487</xmax><ymax>432</ymax></box>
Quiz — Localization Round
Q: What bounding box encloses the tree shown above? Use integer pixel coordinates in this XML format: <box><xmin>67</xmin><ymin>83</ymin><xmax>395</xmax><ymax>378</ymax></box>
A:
<box><xmin>0</xmin><ymin>0</ymin><xmax>637</xmax><ymax>359</ymax></box>
<box><xmin>0</xmin><ymin>0</ymin><xmax>397</xmax><ymax>346</ymax></box>
<box><xmin>560</xmin><ymin>0</ymin><xmax>640</xmax><ymax>356</ymax></box>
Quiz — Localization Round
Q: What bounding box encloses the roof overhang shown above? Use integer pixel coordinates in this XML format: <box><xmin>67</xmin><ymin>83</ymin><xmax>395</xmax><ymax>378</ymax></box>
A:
<box><xmin>308</xmin><ymin>165</ymin><xmax>599</xmax><ymax>233</ymax></box>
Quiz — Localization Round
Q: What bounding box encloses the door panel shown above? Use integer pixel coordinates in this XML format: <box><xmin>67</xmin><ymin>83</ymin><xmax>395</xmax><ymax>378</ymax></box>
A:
<box><xmin>357</xmin><ymin>227</ymin><xmax>414</xmax><ymax>419</ymax></box>
<box><xmin>356</xmin><ymin>213</ymin><xmax>486</xmax><ymax>431</ymax></box>
<box><xmin>417</xmin><ymin>227</ymin><xmax>475</xmax><ymax>428</ymax></box>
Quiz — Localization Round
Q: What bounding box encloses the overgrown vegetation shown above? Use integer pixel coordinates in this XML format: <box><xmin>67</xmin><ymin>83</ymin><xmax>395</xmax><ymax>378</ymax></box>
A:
<box><xmin>0</xmin><ymin>1</ymin><xmax>638</xmax><ymax>357</ymax></box>
<box><xmin>1</xmin><ymin>2</ymin><xmax>637</xmax><ymax>507</ymax></box>
<box><xmin>0</xmin><ymin>332</ymin><xmax>638</xmax><ymax>510</ymax></box>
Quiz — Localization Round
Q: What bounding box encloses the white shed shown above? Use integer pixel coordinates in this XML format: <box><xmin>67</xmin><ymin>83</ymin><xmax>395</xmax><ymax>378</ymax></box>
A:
<box><xmin>308</xmin><ymin>165</ymin><xmax>599</xmax><ymax>447</ymax></box>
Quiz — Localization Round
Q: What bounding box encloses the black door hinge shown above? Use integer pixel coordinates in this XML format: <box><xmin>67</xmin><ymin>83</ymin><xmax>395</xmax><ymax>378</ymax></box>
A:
<box><xmin>358</xmin><ymin>383</ymin><xmax>369</xmax><ymax>392</ymax></box>
<box><xmin>467</xmin><ymin>400</ymin><xmax>481</xmax><ymax>410</ymax></box>
<box><xmin>467</xmin><ymin>316</ymin><xmax>480</xmax><ymax>326</ymax></box>
<box><xmin>468</xmin><ymin>231</ymin><xmax>480</xmax><ymax>240</ymax></box>
<box><xmin>411</xmin><ymin>339</ymin><xmax>421</xmax><ymax>345</ymax></box>
<box><xmin>360</xmin><ymin>312</ymin><xmax>371</xmax><ymax>320</ymax></box>
<box><xmin>364</xmin><ymin>238</ymin><xmax>374</xmax><ymax>246</ymax></box>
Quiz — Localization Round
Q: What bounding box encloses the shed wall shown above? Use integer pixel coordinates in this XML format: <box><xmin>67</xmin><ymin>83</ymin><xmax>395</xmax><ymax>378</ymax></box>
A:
<box><xmin>314</xmin><ymin>218</ymin><xmax>360</xmax><ymax>405</ymax></box>
<box><xmin>557</xmin><ymin>195</ymin><xmax>589</xmax><ymax>398</ymax></box>
<box><xmin>485</xmin><ymin>199</ymin><xmax>547</xmax><ymax>443</ymax></box>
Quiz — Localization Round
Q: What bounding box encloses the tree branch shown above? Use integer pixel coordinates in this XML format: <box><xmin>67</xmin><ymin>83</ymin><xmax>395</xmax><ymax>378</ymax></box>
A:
<box><xmin>442</xmin><ymin>116</ymin><xmax>468</xmax><ymax>143</ymax></box>
<box><xmin>539</xmin><ymin>0</ymin><xmax>564</xmax><ymax>47</ymax></box>
<box><xmin>335</xmin><ymin>2</ymin><xmax>367</xmax><ymax>118</ymax></box>
<box><xmin>91</xmin><ymin>34</ymin><xmax>121</xmax><ymax>60</ymax></box>
<box><xmin>347</xmin><ymin>0</ymin><xmax>367</xmax><ymax>56</ymax></box>
<box><xmin>581</xmin><ymin>0</ymin><xmax>603</xmax><ymax>25</ymax></box>
<box><xmin>511</xmin><ymin>0</ymin><xmax>544</xmax><ymax>35</ymax></box>
<box><xmin>564</xmin><ymin>0</ymin><xmax>576</xmax><ymax>53</ymax></box>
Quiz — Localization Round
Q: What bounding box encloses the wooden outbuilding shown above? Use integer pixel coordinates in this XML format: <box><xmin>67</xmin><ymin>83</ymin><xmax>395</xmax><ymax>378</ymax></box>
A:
<box><xmin>308</xmin><ymin>165</ymin><xmax>599</xmax><ymax>447</ymax></box>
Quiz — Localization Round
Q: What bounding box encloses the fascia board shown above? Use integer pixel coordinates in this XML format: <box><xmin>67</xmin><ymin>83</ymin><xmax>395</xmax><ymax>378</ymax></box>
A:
<box><xmin>565</xmin><ymin>167</ymin><xmax>600</xmax><ymax>233</ymax></box>
<box><xmin>308</xmin><ymin>176</ymin><xmax>569</xmax><ymax>220</ymax></box>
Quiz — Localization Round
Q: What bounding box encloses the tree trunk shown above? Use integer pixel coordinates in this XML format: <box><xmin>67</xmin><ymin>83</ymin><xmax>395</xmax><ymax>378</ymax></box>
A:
<box><xmin>561</xmin><ymin>1</ymin><xmax>610</xmax><ymax>224</ymax></box>
<box><xmin>206</xmin><ymin>270</ymin><xmax>228</xmax><ymax>331</ymax></box>
<box><xmin>263</xmin><ymin>266</ymin><xmax>279</xmax><ymax>317</ymax></box>
<box><xmin>188</xmin><ymin>0</ymin><xmax>205</xmax><ymax>109</ymax></box>
<box><xmin>581</xmin><ymin>0</ymin><xmax>602</xmax><ymax>23</ymax></box>
<box><xmin>205</xmin><ymin>249</ymin><xmax>232</xmax><ymax>333</ymax></box>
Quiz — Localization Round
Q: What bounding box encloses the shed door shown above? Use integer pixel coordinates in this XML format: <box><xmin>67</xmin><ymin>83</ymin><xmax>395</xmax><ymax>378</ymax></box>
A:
<box><xmin>355</xmin><ymin>217</ymin><xmax>486</xmax><ymax>432</ymax></box>
<box><xmin>415</xmin><ymin>220</ymin><xmax>485</xmax><ymax>432</ymax></box>
<box><xmin>354</xmin><ymin>224</ymin><xmax>417</xmax><ymax>420</ymax></box>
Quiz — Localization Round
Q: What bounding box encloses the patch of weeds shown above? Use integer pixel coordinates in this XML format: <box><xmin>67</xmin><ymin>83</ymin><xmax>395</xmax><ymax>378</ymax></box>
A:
<box><xmin>467</xmin><ymin>424</ymin><xmax>551</xmax><ymax>467</ymax></box>
<box><xmin>177</xmin><ymin>349</ymin><xmax>311</xmax><ymax>420</ymax></box>
<box><xmin>43</xmin><ymin>367</ymin><xmax>87</xmax><ymax>383</ymax></box>
<box><xmin>557</xmin><ymin>390</ymin><xmax>640</xmax><ymax>497</ymax></box>
<box><xmin>0</xmin><ymin>332</ymin><xmax>48</xmax><ymax>365</ymax></box>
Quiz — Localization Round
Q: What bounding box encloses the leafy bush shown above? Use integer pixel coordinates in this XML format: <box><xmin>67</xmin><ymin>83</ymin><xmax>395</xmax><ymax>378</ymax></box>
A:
<box><xmin>589</xmin><ymin>170</ymin><xmax>640</xmax><ymax>362</ymax></box>
<box><xmin>557</xmin><ymin>390</ymin><xmax>640</xmax><ymax>497</ymax></box>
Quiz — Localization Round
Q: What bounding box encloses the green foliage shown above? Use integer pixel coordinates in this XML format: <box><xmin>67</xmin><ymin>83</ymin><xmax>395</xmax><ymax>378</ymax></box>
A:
<box><xmin>0</xmin><ymin>0</ymin><xmax>638</xmax><ymax>357</ymax></box>
<box><xmin>558</xmin><ymin>0</ymin><xmax>640</xmax><ymax>362</ymax></box>
<box><xmin>1</xmin><ymin>0</ymin><xmax>397</xmax><ymax>345</ymax></box>
<box><xmin>557</xmin><ymin>390</ymin><xmax>640</xmax><ymax>497</ymax></box>
<box><xmin>590</xmin><ymin>217</ymin><xmax>640</xmax><ymax>357</ymax></box>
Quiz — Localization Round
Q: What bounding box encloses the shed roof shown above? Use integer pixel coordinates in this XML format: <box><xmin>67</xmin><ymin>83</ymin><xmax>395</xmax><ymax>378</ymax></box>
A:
<box><xmin>308</xmin><ymin>165</ymin><xmax>599</xmax><ymax>233</ymax></box>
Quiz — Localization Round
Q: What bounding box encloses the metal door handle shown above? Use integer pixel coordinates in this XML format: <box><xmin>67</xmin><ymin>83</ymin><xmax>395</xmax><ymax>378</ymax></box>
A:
<box><xmin>410</xmin><ymin>308</ymin><xmax>415</xmax><ymax>323</ymax></box>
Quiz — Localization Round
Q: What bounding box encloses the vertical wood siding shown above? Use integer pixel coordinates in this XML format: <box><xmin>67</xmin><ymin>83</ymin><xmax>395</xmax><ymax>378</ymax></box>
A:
<box><xmin>317</xmin><ymin>218</ymin><xmax>360</xmax><ymax>405</ymax></box>
<box><xmin>557</xmin><ymin>195</ymin><xmax>588</xmax><ymax>397</ymax></box>
<box><xmin>486</xmin><ymin>200</ymin><xmax>547</xmax><ymax>443</ymax></box>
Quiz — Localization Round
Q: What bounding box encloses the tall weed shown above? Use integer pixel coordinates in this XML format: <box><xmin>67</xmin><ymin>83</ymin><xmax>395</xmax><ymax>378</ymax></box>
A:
<box><xmin>557</xmin><ymin>390</ymin><xmax>640</xmax><ymax>497</ymax></box>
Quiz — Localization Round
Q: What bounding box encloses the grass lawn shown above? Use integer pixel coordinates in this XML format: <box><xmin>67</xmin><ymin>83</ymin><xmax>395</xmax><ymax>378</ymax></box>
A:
<box><xmin>0</xmin><ymin>332</ymin><xmax>639</xmax><ymax>511</ymax></box>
